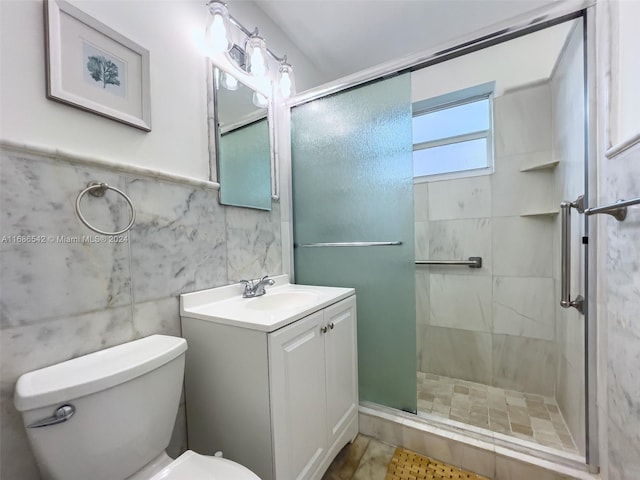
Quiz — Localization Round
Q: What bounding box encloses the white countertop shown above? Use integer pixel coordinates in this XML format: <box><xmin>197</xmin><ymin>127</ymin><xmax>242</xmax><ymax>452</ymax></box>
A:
<box><xmin>180</xmin><ymin>275</ymin><xmax>355</xmax><ymax>332</ymax></box>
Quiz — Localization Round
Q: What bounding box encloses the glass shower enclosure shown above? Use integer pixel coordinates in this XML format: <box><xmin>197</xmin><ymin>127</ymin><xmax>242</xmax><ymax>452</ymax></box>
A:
<box><xmin>289</xmin><ymin>13</ymin><xmax>590</xmax><ymax>466</ymax></box>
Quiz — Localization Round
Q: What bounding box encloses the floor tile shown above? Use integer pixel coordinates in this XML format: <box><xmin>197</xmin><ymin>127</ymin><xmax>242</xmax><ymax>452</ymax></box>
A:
<box><xmin>323</xmin><ymin>435</ymin><xmax>371</xmax><ymax>480</ymax></box>
<box><xmin>351</xmin><ymin>439</ymin><xmax>396</xmax><ymax>480</ymax></box>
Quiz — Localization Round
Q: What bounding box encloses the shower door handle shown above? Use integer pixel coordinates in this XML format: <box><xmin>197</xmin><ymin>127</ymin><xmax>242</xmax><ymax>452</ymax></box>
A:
<box><xmin>560</xmin><ymin>197</ymin><xmax>584</xmax><ymax>314</ymax></box>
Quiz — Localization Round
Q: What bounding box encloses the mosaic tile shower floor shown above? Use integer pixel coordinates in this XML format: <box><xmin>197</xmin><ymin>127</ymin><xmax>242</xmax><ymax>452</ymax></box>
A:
<box><xmin>416</xmin><ymin>372</ymin><xmax>578</xmax><ymax>454</ymax></box>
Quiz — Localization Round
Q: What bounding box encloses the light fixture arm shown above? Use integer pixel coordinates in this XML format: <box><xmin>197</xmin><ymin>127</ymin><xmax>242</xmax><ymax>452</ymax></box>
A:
<box><xmin>227</xmin><ymin>14</ymin><xmax>286</xmax><ymax>64</ymax></box>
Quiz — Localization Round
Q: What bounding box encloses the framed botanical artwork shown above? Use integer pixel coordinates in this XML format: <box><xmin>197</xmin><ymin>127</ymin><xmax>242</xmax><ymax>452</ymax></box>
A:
<box><xmin>44</xmin><ymin>0</ymin><xmax>151</xmax><ymax>131</ymax></box>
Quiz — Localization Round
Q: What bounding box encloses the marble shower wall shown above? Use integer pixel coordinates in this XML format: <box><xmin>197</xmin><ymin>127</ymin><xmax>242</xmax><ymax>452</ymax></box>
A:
<box><xmin>415</xmin><ymin>81</ymin><xmax>558</xmax><ymax>397</ymax></box>
<box><xmin>600</xmin><ymin>143</ymin><xmax>640</xmax><ymax>480</ymax></box>
<box><xmin>0</xmin><ymin>148</ymin><xmax>282</xmax><ymax>480</ymax></box>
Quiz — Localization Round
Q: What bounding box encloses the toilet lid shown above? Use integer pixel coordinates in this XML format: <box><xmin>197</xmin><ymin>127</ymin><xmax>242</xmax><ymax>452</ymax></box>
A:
<box><xmin>150</xmin><ymin>450</ymin><xmax>261</xmax><ymax>480</ymax></box>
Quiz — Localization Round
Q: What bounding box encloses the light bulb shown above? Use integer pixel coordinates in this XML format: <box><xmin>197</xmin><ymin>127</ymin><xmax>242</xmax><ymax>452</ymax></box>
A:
<box><xmin>206</xmin><ymin>2</ymin><xmax>231</xmax><ymax>55</ymax></box>
<box><xmin>278</xmin><ymin>61</ymin><xmax>295</xmax><ymax>98</ymax></box>
<box><xmin>207</xmin><ymin>15</ymin><xmax>230</xmax><ymax>54</ymax></box>
<box><xmin>221</xmin><ymin>72</ymin><xmax>238</xmax><ymax>90</ymax></box>
<box><xmin>246</xmin><ymin>34</ymin><xmax>269</xmax><ymax>77</ymax></box>
<box><xmin>253</xmin><ymin>91</ymin><xmax>268</xmax><ymax>108</ymax></box>
<box><xmin>249</xmin><ymin>49</ymin><xmax>267</xmax><ymax>77</ymax></box>
<box><xmin>279</xmin><ymin>71</ymin><xmax>291</xmax><ymax>97</ymax></box>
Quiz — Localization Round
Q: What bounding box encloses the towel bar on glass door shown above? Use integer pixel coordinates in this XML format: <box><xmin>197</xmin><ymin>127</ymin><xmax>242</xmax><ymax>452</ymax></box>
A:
<box><xmin>415</xmin><ymin>257</ymin><xmax>482</xmax><ymax>268</ymax></box>
<box><xmin>583</xmin><ymin>196</ymin><xmax>640</xmax><ymax>221</ymax></box>
<box><xmin>297</xmin><ymin>241</ymin><xmax>402</xmax><ymax>247</ymax></box>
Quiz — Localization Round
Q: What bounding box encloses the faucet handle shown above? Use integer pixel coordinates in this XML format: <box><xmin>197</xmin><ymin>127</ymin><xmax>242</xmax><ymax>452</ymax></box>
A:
<box><xmin>240</xmin><ymin>279</ymin><xmax>253</xmax><ymax>296</ymax></box>
<box><xmin>261</xmin><ymin>275</ymin><xmax>275</xmax><ymax>285</ymax></box>
<box><xmin>251</xmin><ymin>276</ymin><xmax>275</xmax><ymax>296</ymax></box>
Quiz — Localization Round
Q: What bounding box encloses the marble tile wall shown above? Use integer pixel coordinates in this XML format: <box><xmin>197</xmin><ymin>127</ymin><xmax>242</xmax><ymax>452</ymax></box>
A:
<box><xmin>600</xmin><ymin>143</ymin><xmax>640</xmax><ymax>480</ymax></box>
<box><xmin>0</xmin><ymin>148</ymin><xmax>283</xmax><ymax>480</ymax></box>
<box><xmin>415</xmin><ymin>81</ymin><xmax>558</xmax><ymax>397</ymax></box>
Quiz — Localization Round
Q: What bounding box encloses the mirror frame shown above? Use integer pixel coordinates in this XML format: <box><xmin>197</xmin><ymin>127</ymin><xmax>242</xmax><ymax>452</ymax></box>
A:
<box><xmin>207</xmin><ymin>60</ymin><xmax>278</xmax><ymax>209</ymax></box>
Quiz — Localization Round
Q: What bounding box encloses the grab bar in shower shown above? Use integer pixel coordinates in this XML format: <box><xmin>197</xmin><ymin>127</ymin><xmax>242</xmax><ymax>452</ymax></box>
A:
<box><xmin>560</xmin><ymin>198</ymin><xmax>584</xmax><ymax>314</ymax></box>
<box><xmin>415</xmin><ymin>257</ymin><xmax>482</xmax><ymax>268</ymax></box>
<box><xmin>558</xmin><ymin>194</ymin><xmax>639</xmax><ymax>314</ymax></box>
<box><xmin>296</xmin><ymin>241</ymin><xmax>403</xmax><ymax>248</ymax></box>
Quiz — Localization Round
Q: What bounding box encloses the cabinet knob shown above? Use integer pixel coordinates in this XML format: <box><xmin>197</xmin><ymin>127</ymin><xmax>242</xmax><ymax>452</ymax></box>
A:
<box><xmin>320</xmin><ymin>326</ymin><xmax>328</xmax><ymax>334</ymax></box>
<box><xmin>329</xmin><ymin>322</ymin><xmax>335</xmax><ymax>330</ymax></box>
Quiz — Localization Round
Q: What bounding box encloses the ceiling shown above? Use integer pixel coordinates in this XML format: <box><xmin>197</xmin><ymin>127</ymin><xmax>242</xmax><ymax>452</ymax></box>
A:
<box><xmin>251</xmin><ymin>0</ymin><xmax>562</xmax><ymax>88</ymax></box>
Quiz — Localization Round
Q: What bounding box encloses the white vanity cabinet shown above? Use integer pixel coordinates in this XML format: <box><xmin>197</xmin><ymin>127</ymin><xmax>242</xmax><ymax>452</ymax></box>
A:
<box><xmin>180</xmin><ymin>284</ymin><xmax>357</xmax><ymax>480</ymax></box>
<box><xmin>269</xmin><ymin>296</ymin><xmax>358</xmax><ymax>480</ymax></box>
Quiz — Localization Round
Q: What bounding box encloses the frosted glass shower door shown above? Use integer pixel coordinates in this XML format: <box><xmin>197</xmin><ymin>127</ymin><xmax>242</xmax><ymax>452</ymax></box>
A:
<box><xmin>291</xmin><ymin>74</ymin><xmax>417</xmax><ymax>413</ymax></box>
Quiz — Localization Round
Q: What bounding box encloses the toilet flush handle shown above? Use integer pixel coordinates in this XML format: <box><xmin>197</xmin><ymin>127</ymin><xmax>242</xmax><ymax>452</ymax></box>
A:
<box><xmin>27</xmin><ymin>404</ymin><xmax>75</xmax><ymax>428</ymax></box>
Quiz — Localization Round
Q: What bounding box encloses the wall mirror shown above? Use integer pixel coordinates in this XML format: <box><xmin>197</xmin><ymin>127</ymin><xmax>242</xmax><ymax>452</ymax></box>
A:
<box><xmin>214</xmin><ymin>67</ymin><xmax>272</xmax><ymax>211</ymax></box>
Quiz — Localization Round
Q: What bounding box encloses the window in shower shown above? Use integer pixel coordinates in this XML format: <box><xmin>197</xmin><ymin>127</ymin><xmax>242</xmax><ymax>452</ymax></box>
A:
<box><xmin>412</xmin><ymin>82</ymin><xmax>494</xmax><ymax>180</ymax></box>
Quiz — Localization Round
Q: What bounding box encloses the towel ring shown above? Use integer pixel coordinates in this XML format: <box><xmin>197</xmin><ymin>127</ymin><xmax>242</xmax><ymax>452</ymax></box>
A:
<box><xmin>75</xmin><ymin>182</ymin><xmax>136</xmax><ymax>236</ymax></box>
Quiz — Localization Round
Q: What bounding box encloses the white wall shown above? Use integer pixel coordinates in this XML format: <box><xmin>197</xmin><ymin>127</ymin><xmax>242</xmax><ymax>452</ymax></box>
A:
<box><xmin>0</xmin><ymin>0</ymin><xmax>211</xmax><ymax>177</ymax></box>
<box><xmin>0</xmin><ymin>0</ymin><xmax>321</xmax><ymax>179</ymax></box>
<box><xmin>411</xmin><ymin>21</ymin><xmax>572</xmax><ymax>101</ymax></box>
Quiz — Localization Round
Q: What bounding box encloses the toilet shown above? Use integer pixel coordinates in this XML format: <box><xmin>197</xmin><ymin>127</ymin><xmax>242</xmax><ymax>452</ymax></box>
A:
<box><xmin>13</xmin><ymin>335</ymin><xmax>260</xmax><ymax>480</ymax></box>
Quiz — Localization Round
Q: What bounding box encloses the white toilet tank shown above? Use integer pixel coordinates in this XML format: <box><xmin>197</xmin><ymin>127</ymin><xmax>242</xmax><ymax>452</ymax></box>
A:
<box><xmin>14</xmin><ymin>335</ymin><xmax>188</xmax><ymax>480</ymax></box>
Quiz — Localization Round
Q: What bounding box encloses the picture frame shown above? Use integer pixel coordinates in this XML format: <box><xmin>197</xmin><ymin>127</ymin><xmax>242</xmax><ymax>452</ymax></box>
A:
<box><xmin>44</xmin><ymin>0</ymin><xmax>151</xmax><ymax>131</ymax></box>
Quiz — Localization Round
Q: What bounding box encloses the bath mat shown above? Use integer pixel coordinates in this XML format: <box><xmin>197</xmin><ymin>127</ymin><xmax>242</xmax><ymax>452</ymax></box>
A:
<box><xmin>385</xmin><ymin>447</ymin><xmax>490</xmax><ymax>480</ymax></box>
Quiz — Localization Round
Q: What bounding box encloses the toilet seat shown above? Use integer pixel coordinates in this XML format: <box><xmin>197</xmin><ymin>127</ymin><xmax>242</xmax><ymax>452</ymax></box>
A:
<box><xmin>150</xmin><ymin>450</ymin><xmax>261</xmax><ymax>480</ymax></box>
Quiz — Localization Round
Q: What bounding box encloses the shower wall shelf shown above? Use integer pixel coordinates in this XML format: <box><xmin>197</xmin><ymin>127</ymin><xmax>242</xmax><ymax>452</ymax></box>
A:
<box><xmin>520</xmin><ymin>209</ymin><xmax>560</xmax><ymax>217</ymax></box>
<box><xmin>519</xmin><ymin>155</ymin><xmax>559</xmax><ymax>217</ymax></box>
<box><xmin>519</xmin><ymin>159</ymin><xmax>559</xmax><ymax>172</ymax></box>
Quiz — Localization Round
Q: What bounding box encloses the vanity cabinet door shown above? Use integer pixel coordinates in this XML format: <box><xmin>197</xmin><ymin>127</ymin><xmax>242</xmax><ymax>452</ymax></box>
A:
<box><xmin>269</xmin><ymin>310</ymin><xmax>327</xmax><ymax>480</ymax></box>
<box><xmin>323</xmin><ymin>296</ymin><xmax>358</xmax><ymax>449</ymax></box>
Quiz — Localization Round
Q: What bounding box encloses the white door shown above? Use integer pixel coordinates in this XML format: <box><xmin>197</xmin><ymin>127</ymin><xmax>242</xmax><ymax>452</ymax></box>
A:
<box><xmin>269</xmin><ymin>310</ymin><xmax>327</xmax><ymax>480</ymax></box>
<box><xmin>323</xmin><ymin>296</ymin><xmax>358</xmax><ymax>448</ymax></box>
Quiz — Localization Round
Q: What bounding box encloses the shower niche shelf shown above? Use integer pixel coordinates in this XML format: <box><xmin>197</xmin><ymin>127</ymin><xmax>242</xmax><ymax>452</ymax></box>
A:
<box><xmin>519</xmin><ymin>159</ymin><xmax>559</xmax><ymax>172</ymax></box>
<box><xmin>520</xmin><ymin>209</ymin><xmax>559</xmax><ymax>217</ymax></box>
<box><xmin>519</xmin><ymin>156</ymin><xmax>559</xmax><ymax>217</ymax></box>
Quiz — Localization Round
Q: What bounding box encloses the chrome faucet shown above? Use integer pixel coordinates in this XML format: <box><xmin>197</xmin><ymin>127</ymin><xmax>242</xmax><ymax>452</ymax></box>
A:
<box><xmin>240</xmin><ymin>275</ymin><xmax>275</xmax><ymax>298</ymax></box>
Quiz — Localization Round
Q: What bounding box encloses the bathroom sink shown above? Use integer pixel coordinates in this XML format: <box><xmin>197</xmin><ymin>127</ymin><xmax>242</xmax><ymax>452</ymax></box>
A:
<box><xmin>180</xmin><ymin>274</ymin><xmax>355</xmax><ymax>332</ymax></box>
<box><xmin>244</xmin><ymin>291</ymin><xmax>321</xmax><ymax>311</ymax></box>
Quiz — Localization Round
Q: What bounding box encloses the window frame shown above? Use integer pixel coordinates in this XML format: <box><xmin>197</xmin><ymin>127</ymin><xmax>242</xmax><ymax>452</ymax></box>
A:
<box><xmin>412</xmin><ymin>82</ymin><xmax>495</xmax><ymax>183</ymax></box>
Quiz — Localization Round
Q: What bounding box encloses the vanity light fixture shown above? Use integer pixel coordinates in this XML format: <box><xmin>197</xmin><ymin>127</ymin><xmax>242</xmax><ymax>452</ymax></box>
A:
<box><xmin>205</xmin><ymin>1</ymin><xmax>295</xmax><ymax>98</ymax></box>
<box><xmin>205</xmin><ymin>1</ymin><xmax>232</xmax><ymax>55</ymax></box>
